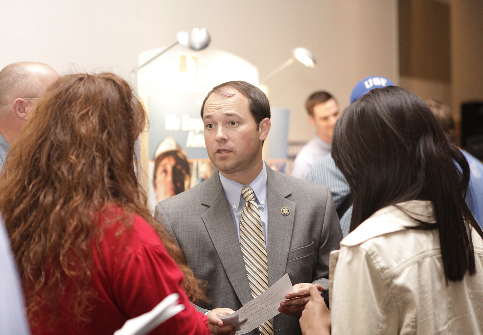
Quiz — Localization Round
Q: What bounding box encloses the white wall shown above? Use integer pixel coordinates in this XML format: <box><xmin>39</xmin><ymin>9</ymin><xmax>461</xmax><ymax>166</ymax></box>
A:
<box><xmin>399</xmin><ymin>76</ymin><xmax>451</xmax><ymax>104</ymax></box>
<box><xmin>1</xmin><ymin>0</ymin><xmax>398</xmax><ymax>142</ymax></box>
<box><xmin>451</xmin><ymin>0</ymin><xmax>483</xmax><ymax>123</ymax></box>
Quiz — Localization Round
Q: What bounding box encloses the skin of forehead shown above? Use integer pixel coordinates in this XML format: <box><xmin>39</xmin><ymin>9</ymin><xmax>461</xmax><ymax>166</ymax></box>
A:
<box><xmin>204</xmin><ymin>89</ymin><xmax>250</xmax><ymax>117</ymax></box>
<box><xmin>14</xmin><ymin>64</ymin><xmax>59</xmax><ymax>98</ymax></box>
<box><xmin>314</xmin><ymin>99</ymin><xmax>339</xmax><ymax>118</ymax></box>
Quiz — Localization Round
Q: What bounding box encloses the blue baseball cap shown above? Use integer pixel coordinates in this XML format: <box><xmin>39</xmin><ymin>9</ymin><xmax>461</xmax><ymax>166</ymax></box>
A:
<box><xmin>350</xmin><ymin>76</ymin><xmax>394</xmax><ymax>104</ymax></box>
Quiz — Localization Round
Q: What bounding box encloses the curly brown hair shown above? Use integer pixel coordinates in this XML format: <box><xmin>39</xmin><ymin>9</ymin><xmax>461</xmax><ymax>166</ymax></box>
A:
<box><xmin>0</xmin><ymin>73</ymin><xmax>205</xmax><ymax>326</ymax></box>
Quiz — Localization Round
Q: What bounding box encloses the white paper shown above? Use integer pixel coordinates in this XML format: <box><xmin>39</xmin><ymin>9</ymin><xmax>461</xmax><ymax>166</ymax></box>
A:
<box><xmin>220</xmin><ymin>273</ymin><xmax>293</xmax><ymax>334</ymax></box>
<box><xmin>114</xmin><ymin>293</ymin><xmax>185</xmax><ymax>335</ymax></box>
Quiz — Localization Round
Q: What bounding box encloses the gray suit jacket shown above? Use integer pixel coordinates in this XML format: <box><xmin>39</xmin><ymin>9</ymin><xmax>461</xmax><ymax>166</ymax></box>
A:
<box><xmin>155</xmin><ymin>165</ymin><xmax>342</xmax><ymax>335</ymax></box>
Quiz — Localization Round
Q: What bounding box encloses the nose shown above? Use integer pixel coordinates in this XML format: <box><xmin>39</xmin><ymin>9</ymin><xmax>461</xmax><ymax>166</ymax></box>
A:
<box><xmin>215</xmin><ymin>125</ymin><xmax>228</xmax><ymax>142</ymax></box>
<box><xmin>166</xmin><ymin>168</ymin><xmax>173</xmax><ymax>183</ymax></box>
<box><xmin>329</xmin><ymin>115</ymin><xmax>339</xmax><ymax>126</ymax></box>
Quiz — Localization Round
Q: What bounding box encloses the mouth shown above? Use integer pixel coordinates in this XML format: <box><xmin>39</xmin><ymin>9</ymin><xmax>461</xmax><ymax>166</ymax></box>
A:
<box><xmin>216</xmin><ymin>148</ymin><xmax>231</xmax><ymax>154</ymax></box>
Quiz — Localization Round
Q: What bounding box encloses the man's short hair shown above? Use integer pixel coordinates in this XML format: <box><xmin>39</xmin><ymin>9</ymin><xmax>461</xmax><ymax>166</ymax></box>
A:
<box><xmin>305</xmin><ymin>91</ymin><xmax>335</xmax><ymax>117</ymax></box>
<box><xmin>426</xmin><ymin>99</ymin><xmax>456</xmax><ymax>142</ymax></box>
<box><xmin>200</xmin><ymin>81</ymin><xmax>271</xmax><ymax>125</ymax></box>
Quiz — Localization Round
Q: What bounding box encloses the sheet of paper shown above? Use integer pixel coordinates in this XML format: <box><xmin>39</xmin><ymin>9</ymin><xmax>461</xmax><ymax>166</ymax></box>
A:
<box><xmin>114</xmin><ymin>293</ymin><xmax>185</xmax><ymax>335</ymax></box>
<box><xmin>220</xmin><ymin>273</ymin><xmax>293</xmax><ymax>334</ymax></box>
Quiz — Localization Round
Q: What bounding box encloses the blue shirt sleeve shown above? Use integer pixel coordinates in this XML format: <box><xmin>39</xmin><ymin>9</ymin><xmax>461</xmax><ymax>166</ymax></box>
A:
<box><xmin>0</xmin><ymin>215</ymin><xmax>31</xmax><ymax>335</ymax></box>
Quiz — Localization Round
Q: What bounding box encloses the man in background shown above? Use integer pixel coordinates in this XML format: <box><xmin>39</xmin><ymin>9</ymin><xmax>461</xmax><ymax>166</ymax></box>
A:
<box><xmin>427</xmin><ymin>98</ymin><xmax>483</xmax><ymax>227</ymax></box>
<box><xmin>156</xmin><ymin>81</ymin><xmax>342</xmax><ymax>335</ymax></box>
<box><xmin>290</xmin><ymin>91</ymin><xmax>340</xmax><ymax>180</ymax></box>
<box><xmin>306</xmin><ymin>76</ymin><xmax>394</xmax><ymax>236</ymax></box>
<box><xmin>0</xmin><ymin>62</ymin><xmax>59</xmax><ymax>169</ymax></box>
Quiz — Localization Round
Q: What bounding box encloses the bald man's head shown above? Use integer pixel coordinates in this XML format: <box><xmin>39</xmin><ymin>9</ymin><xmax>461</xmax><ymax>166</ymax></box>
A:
<box><xmin>0</xmin><ymin>62</ymin><xmax>59</xmax><ymax>145</ymax></box>
<box><xmin>0</xmin><ymin>62</ymin><xmax>59</xmax><ymax>108</ymax></box>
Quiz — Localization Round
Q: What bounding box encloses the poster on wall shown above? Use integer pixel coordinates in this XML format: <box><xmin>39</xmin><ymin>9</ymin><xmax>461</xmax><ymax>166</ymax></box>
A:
<box><xmin>137</xmin><ymin>46</ymin><xmax>259</xmax><ymax>211</ymax></box>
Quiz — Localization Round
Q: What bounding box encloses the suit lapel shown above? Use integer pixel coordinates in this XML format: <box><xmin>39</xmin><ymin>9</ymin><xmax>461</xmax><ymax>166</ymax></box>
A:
<box><xmin>200</xmin><ymin>173</ymin><xmax>252</xmax><ymax>305</ymax></box>
<box><xmin>266</xmin><ymin>166</ymin><xmax>296</xmax><ymax>286</ymax></box>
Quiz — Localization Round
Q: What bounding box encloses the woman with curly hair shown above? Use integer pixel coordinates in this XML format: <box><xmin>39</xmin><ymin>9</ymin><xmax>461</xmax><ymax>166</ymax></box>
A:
<box><xmin>0</xmin><ymin>73</ymin><xmax>209</xmax><ymax>335</ymax></box>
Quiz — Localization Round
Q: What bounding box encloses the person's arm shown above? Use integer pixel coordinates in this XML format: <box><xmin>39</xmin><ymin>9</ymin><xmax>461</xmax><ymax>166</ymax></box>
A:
<box><xmin>307</xmin><ymin>156</ymin><xmax>353</xmax><ymax>237</ymax></box>
<box><xmin>279</xmin><ymin>188</ymin><xmax>342</xmax><ymax>316</ymax></box>
<box><xmin>306</xmin><ymin>156</ymin><xmax>350</xmax><ymax>209</ymax></box>
<box><xmin>0</xmin><ymin>217</ymin><xmax>31</xmax><ymax>335</ymax></box>
<box><xmin>154</xmin><ymin>204</ymin><xmax>236</xmax><ymax>334</ymax></box>
<box><xmin>311</xmin><ymin>189</ymin><xmax>342</xmax><ymax>288</ymax></box>
<box><xmin>206</xmin><ymin>309</ymin><xmax>236</xmax><ymax>335</ymax></box>
<box><xmin>279</xmin><ymin>283</ymin><xmax>324</xmax><ymax>316</ymax></box>
<box><xmin>111</xmin><ymin>220</ymin><xmax>210</xmax><ymax>335</ymax></box>
<box><xmin>299</xmin><ymin>285</ymin><xmax>331</xmax><ymax>335</ymax></box>
<box><xmin>154</xmin><ymin>204</ymin><xmax>213</xmax><ymax>316</ymax></box>
<box><xmin>330</xmin><ymin>245</ymin><xmax>389</xmax><ymax>334</ymax></box>
<box><xmin>290</xmin><ymin>156</ymin><xmax>311</xmax><ymax>180</ymax></box>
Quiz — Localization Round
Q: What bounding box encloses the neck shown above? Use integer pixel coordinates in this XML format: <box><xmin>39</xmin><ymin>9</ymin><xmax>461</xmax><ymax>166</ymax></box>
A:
<box><xmin>0</xmin><ymin>126</ymin><xmax>17</xmax><ymax>147</ymax></box>
<box><xmin>317</xmin><ymin>133</ymin><xmax>332</xmax><ymax>144</ymax></box>
<box><xmin>0</xmin><ymin>111</ymin><xmax>21</xmax><ymax>146</ymax></box>
<box><xmin>220</xmin><ymin>160</ymin><xmax>264</xmax><ymax>186</ymax></box>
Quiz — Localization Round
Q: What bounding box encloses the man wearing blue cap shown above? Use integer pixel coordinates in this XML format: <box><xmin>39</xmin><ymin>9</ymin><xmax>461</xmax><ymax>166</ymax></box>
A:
<box><xmin>306</xmin><ymin>76</ymin><xmax>394</xmax><ymax>237</ymax></box>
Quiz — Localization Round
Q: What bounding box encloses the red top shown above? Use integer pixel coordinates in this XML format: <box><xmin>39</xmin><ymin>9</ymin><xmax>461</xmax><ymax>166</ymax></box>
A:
<box><xmin>31</xmin><ymin>210</ymin><xmax>209</xmax><ymax>335</ymax></box>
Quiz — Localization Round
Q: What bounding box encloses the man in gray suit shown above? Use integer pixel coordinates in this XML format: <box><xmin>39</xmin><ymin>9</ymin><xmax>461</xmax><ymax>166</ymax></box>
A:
<box><xmin>155</xmin><ymin>81</ymin><xmax>342</xmax><ymax>335</ymax></box>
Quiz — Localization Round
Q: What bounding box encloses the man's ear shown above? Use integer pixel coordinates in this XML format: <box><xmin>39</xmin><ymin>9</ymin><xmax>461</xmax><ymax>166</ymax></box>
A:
<box><xmin>307</xmin><ymin>114</ymin><xmax>315</xmax><ymax>127</ymax></box>
<box><xmin>259</xmin><ymin>118</ymin><xmax>271</xmax><ymax>141</ymax></box>
<box><xmin>13</xmin><ymin>98</ymin><xmax>28</xmax><ymax>120</ymax></box>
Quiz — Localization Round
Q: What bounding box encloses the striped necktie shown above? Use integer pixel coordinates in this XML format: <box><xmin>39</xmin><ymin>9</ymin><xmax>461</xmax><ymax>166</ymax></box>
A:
<box><xmin>239</xmin><ymin>186</ymin><xmax>273</xmax><ymax>335</ymax></box>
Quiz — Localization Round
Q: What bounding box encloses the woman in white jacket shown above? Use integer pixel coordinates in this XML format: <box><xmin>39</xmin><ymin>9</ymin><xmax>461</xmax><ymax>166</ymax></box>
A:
<box><xmin>300</xmin><ymin>86</ymin><xmax>483</xmax><ymax>335</ymax></box>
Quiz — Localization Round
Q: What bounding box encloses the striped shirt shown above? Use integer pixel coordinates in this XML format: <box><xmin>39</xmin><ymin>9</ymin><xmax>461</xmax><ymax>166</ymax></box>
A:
<box><xmin>306</xmin><ymin>155</ymin><xmax>351</xmax><ymax>237</ymax></box>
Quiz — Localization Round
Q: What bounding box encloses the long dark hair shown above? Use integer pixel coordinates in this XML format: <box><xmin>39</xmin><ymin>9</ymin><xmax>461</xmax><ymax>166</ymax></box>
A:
<box><xmin>332</xmin><ymin>86</ymin><xmax>482</xmax><ymax>282</ymax></box>
<box><xmin>0</xmin><ymin>73</ymin><xmax>205</xmax><ymax>325</ymax></box>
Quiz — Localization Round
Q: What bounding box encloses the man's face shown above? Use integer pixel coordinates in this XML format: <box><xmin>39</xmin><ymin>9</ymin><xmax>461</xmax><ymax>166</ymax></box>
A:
<box><xmin>309</xmin><ymin>98</ymin><xmax>340</xmax><ymax>143</ymax></box>
<box><xmin>154</xmin><ymin>155</ymin><xmax>178</xmax><ymax>202</ymax></box>
<box><xmin>203</xmin><ymin>89</ymin><xmax>270</xmax><ymax>184</ymax></box>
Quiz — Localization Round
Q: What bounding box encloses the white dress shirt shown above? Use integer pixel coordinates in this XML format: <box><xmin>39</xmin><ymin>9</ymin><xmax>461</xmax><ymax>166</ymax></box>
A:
<box><xmin>219</xmin><ymin>163</ymin><xmax>268</xmax><ymax>242</ymax></box>
<box><xmin>291</xmin><ymin>135</ymin><xmax>331</xmax><ymax>180</ymax></box>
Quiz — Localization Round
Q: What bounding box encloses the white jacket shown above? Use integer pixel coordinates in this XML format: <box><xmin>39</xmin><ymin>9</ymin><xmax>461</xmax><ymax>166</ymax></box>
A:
<box><xmin>329</xmin><ymin>200</ymin><xmax>483</xmax><ymax>334</ymax></box>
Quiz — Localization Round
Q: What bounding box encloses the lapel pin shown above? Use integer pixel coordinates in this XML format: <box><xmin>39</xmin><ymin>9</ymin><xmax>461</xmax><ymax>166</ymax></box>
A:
<box><xmin>281</xmin><ymin>206</ymin><xmax>290</xmax><ymax>216</ymax></box>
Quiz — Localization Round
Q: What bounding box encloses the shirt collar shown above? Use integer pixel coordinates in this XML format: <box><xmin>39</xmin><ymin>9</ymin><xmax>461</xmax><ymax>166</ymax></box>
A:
<box><xmin>315</xmin><ymin>135</ymin><xmax>331</xmax><ymax>150</ymax></box>
<box><xmin>219</xmin><ymin>163</ymin><xmax>267</xmax><ymax>209</ymax></box>
<box><xmin>0</xmin><ymin>133</ymin><xmax>10</xmax><ymax>151</ymax></box>
<box><xmin>341</xmin><ymin>200</ymin><xmax>435</xmax><ymax>247</ymax></box>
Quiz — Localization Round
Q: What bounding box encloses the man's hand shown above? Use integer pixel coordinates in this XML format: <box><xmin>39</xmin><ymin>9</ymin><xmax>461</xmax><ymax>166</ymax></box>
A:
<box><xmin>299</xmin><ymin>285</ymin><xmax>331</xmax><ymax>335</ymax></box>
<box><xmin>206</xmin><ymin>308</ymin><xmax>236</xmax><ymax>335</ymax></box>
<box><xmin>278</xmin><ymin>283</ymin><xmax>324</xmax><ymax>316</ymax></box>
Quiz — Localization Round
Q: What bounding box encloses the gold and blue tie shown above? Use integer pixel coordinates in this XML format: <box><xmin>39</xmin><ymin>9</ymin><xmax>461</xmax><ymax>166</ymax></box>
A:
<box><xmin>239</xmin><ymin>186</ymin><xmax>273</xmax><ymax>335</ymax></box>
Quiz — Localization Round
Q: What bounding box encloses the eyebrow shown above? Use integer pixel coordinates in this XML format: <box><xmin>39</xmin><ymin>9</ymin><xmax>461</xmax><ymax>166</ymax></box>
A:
<box><xmin>222</xmin><ymin>111</ymin><xmax>241</xmax><ymax>118</ymax></box>
<box><xmin>203</xmin><ymin>111</ymin><xmax>241</xmax><ymax>120</ymax></box>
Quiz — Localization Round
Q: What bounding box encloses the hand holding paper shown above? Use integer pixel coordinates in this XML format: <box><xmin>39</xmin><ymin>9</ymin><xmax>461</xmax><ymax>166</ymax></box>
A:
<box><xmin>279</xmin><ymin>282</ymin><xmax>324</xmax><ymax>316</ymax></box>
<box><xmin>207</xmin><ymin>308</ymin><xmax>237</xmax><ymax>335</ymax></box>
<box><xmin>219</xmin><ymin>274</ymin><xmax>293</xmax><ymax>334</ymax></box>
